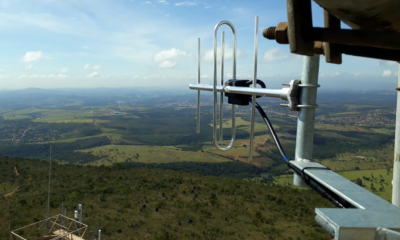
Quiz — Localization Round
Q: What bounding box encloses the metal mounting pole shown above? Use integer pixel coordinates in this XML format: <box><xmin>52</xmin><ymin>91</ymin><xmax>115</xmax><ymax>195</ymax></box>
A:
<box><xmin>293</xmin><ymin>54</ymin><xmax>320</xmax><ymax>187</ymax></box>
<box><xmin>78</xmin><ymin>204</ymin><xmax>82</xmax><ymax>227</ymax></box>
<box><xmin>196</xmin><ymin>38</ymin><xmax>201</xmax><ymax>134</ymax></box>
<box><xmin>46</xmin><ymin>143</ymin><xmax>52</xmax><ymax>229</ymax></box>
<box><xmin>249</xmin><ymin>16</ymin><xmax>259</xmax><ymax>161</ymax></box>
<box><xmin>392</xmin><ymin>63</ymin><xmax>400</xmax><ymax>207</ymax></box>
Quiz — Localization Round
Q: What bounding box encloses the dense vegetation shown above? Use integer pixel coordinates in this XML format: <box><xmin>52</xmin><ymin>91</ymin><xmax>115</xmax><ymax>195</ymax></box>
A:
<box><xmin>0</xmin><ymin>136</ymin><xmax>109</xmax><ymax>163</ymax></box>
<box><xmin>0</xmin><ymin>157</ymin><xmax>333</xmax><ymax>240</ymax></box>
<box><xmin>122</xmin><ymin>161</ymin><xmax>266</xmax><ymax>179</ymax></box>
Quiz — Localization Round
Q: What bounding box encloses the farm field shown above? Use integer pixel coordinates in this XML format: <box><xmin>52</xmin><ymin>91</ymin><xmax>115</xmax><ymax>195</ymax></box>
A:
<box><xmin>2</xmin><ymin>107</ymin><xmax>139</xmax><ymax>122</ymax></box>
<box><xmin>0</xmin><ymin>89</ymin><xmax>397</xmax><ymax>181</ymax></box>
<box><xmin>80</xmin><ymin>145</ymin><xmax>232</xmax><ymax>165</ymax></box>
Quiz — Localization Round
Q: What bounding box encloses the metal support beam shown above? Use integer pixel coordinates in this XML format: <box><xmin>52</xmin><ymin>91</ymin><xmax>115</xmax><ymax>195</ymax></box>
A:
<box><xmin>323</xmin><ymin>10</ymin><xmax>342</xmax><ymax>64</ymax></box>
<box><xmin>290</xmin><ymin>160</ymin><xmax>400</xmax><ymax>240</ymax></box>
<box><xmin>286</xmin><ymin>0</ymin><xmax>314</xmax><ymax>56</ymax></box>
<box><xmin>196</xmin><ymin>38</ymin><xmax>201</xmax><ymax>134</ymax></box>
<box><xmin>293</xmin><ymin>54</ymin><xmax>320</xmax><ymax>187</ymax></box>
<box><xmin>264</xmin><ymin>23</ymin><xmax>400</xmax><ymax>63</ymax></box>
<box><xmin>392</xmin><ymin>64</ymin><xmax>400</xmax><ymax>207</ymax></box>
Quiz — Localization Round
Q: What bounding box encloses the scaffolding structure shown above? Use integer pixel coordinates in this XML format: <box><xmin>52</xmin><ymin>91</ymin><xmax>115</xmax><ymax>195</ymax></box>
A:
<box><xmin>11</xmin><ymin>214</ymin><xmax>87</xmax><ymax>240</ymax></box>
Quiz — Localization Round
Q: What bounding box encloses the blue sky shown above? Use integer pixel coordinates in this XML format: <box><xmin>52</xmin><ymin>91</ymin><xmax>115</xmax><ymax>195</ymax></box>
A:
<box><xmin>0</xmin><ymin>0</ymin><xmax>398</xmax><ymax>89</ymax></box>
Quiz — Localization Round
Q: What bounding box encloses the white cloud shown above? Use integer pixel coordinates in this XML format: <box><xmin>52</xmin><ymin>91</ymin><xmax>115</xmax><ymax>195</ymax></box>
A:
<box><xmin>88</xmin><ymin>72</ymin><xmax>99</xmax><ymax>78</ymax></box>
<box><xmin>154</xmin><ymin>48</ymin><xmax>186</xmax><ymax>68</ymax></box>
<box><xmin>204</xmin><ymin>45</ymin><xmax>241</xmax><ymax>62</ymax></box>
<box><xmin>175</xmin><ymin>1</ymin><xmax>197</xmax><ymax>6</ymax></box>
<box><xmin>154</xmin><ymin>48</ymin><xmax>187</xmax><ymax>62</ymax></box>
<box><xmin>158</xmin><ymin>0</ymin><xmax>168</xmax><ymax>3</ymax></box>
<box><xmin>84</xmin><ymin>64</ymin><xmax>101</xmax><ymax>70</ymax></box>
<box><xmin>159</xmin><ymin>60</ymin><xmax>176</xmax><ymax>68</ymax></box>
<box><xmin>60</xmin><ymin>67</ymin><xmax>68</xmax><ymax>73</ymax></box>
<box><xmin>144</xmin><ymin>1</ymin><xmax>151</xmax><ymax>4</ymax></box>
<box><xmin>26</xmin><ymin>64</ymin><xmax>34</xmax><ymax>70</ymax></box>
<box><xmin>21</xmin><ymin>51</ymin><xmax>43</xmax><ymax>62</ymax></box>
<box><xmin>263</xmin><ymin>48</ymin><xmax>287</xmax><ymax>63</ymax></box>
<box><xmin>382</xmin><ymin>70</ymin><xmax>393</xmax><ymax>77</ymax></box>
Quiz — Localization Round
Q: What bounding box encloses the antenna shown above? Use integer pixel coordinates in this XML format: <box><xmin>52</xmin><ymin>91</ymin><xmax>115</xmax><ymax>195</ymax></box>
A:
<box><xmin>191</xmin><ymin>17</ymin><xmax>297</xmax><ymax>155</ymax></box>
<box><xmin>189</xmin><ymin>15</ymin><xmax>400</xmax><ymax>239</ymax></box>
<box><xmin>78</xmin><ymin>204</ymin><xmax>82</xmax><ymax>227</ymax></box>
<box><xmin>196</xmin><ymin>37</ymin><xmax>201</xmax><ymax>134</ymax></box>
<box><xmin>11</xmin><ymin>143</ymin><xmax>90</xmax><ymax>239</ymax></box>
<box><xmin>212</xmin><ymin>21</ymin><xmax>236</xmax><ymax>151</ymax></box>
<box><xmin>46</xmin><ymin>143</ymin><xmax>52</xmax><ymax>228</ymax></box>
<box><xmin>248</xmin><ymin>16</ymin><xmax>259</xmax><ymax>161</ymax></box>
<box><xmin>219</xmin><ymin>31</ymin><xmax>225</xmax><ymax>142</ymax></box>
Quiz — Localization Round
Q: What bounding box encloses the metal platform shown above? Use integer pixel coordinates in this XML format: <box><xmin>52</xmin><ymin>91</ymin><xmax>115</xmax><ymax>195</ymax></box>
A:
<box><xmin>290</xmin><ymin>160</ymin><xmax>400</xmax><ymax>240</ymax></box>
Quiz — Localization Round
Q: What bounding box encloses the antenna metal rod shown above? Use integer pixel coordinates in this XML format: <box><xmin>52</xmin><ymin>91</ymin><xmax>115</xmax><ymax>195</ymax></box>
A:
<box><xmin>78</xmin><ymin>204</ymin><xmax>82</xmax><ymax>227</ymax></box>
<box><xmin>225</xmin><ymin>86</ymin><xmax>285</xmax><ymax>98</ymax></box>
<box><xmin>293</xmin><ymin>54</ymin><xmax>320</xmax><ymax>187</ymax></box>
<box><xmin>46</xmin><ymin>143</ymin><xmax>52</xmax><ymax>228</ymax></box>
<box><xmin>189</xmin><ymin>83</ymin><xmax>287</xmax><ymax>99</ymax></box>
<box><xmin>196</xmin><ymin>38</ymin><xmax>201</xmax><ymax>133</ymax></box>
<box><xmin>213</xmin><ymin>20</ymin><xmax>236</xmax><ymax>151</ymax></box>
<box><xmin>249</xmin><ymin>16</ymin><xmax>259</xmax><ymax>161</ymax></box>
<box><xmin>219</xmin><ymin>31</ymin><xmax>225</xmax><ymax>142</ymax></box>
<box><xmin>392</xmin><ymin>63</ymin><xmax>400</xmax><ymax>206</ymax></box>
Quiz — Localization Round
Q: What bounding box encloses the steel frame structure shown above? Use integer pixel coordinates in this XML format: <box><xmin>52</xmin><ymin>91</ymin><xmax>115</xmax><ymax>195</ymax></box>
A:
<box><xmin>11</xmin><ymin>214</ymin><xmax>87</xmax><ymax>240</ymax></box>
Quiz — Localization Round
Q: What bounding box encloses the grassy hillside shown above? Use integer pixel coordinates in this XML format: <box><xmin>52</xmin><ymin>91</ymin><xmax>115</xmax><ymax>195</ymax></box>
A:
<box><xmin>0</xmin><ymin>157</ymin><xmax>332</xmax><ymax>240</ymax></box>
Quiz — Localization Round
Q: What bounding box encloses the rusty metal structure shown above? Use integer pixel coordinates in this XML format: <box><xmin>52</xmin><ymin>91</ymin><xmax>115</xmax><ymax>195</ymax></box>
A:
<box><xmin>264</xmin><ymin>0</ymin><xmax>400</xmax><ymax>64</ymax></box>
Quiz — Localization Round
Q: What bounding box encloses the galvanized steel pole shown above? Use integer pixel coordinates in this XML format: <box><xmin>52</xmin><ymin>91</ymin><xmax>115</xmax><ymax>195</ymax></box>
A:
<box><xmin>293</xmin><ymin>54</ymin><xmax>320</xmax><ymax>187</ymax></box>
<box><xmin>196</xmin><ymin>38</ymin><xmax>201</xmax><ymax>134</ymax></box>
<box><xmin>46</xmin><ymin>143</ymin><xmax>52</xmax><ymax>229</ymax></box>
<box><xmin>78</xmin><ymin>204</ymin><xmax>82</xmax><ymax>227</ymax></box>
<box><xmin>392</xmin><ymin>64</ymin><xmax>400</xmax><ymax>206</ymax></box>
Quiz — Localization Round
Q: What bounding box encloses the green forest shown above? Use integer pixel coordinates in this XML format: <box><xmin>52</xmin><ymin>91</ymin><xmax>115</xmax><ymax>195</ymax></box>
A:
<box><xmin>0</xmin><ymin>157</ymin><xmax>333</xmax><ymax>240</ymax></box>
